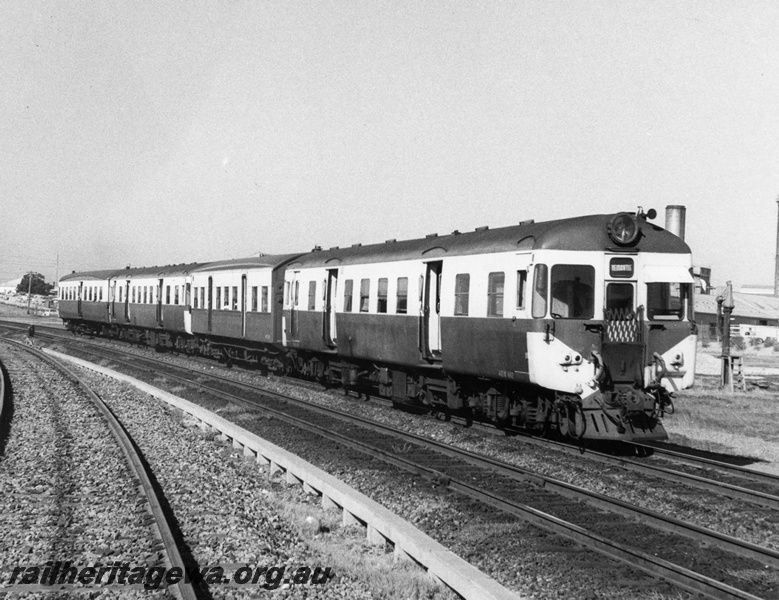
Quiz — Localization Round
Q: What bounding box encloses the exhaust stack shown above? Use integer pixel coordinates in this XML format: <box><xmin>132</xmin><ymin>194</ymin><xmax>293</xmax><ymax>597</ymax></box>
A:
<box><xmin>665</xmin><ymin>205</ymin><xmax>686</xmax><ymax>241</ymax></box>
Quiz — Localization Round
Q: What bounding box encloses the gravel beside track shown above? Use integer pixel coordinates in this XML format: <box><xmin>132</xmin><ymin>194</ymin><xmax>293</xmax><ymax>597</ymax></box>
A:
<box><xmin>0</xmin><ymin>343</ymin><xmax>163</xmax><ymax>598</ymax></box>
<box><xmin>60</xmin><ymin>347</ymin><xmax>688</xmax><ymax>599</ymax></box>
<box><xmin>70</xmin><ymin>369</ymin><xmax>438</xmax><ymax>600</ymax></box>
<box><xmin>30</xmin><ymin>334</ymin><xmax>779</xmax><ymax>598</ymax></box>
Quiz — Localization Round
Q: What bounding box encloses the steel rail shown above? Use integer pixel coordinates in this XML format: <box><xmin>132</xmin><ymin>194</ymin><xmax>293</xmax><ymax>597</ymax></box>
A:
<box><xmin>3</xmin><ymin>340</ymin><xmax>199</xmax><ymax>600</ymax></box>
<box><xmin>75</xmin><ymin>347</ymin><xmax>778</xmax><ymax>600</ymax></box>
<box><xmin>51</xmin><ymin>343</ymin><xmax>779</xmax><ymax>569</ymax></box>
<box><xmin>15</xmin><ymin>320</ymin><xmax>779</xmax><ymax>507</ymax></box>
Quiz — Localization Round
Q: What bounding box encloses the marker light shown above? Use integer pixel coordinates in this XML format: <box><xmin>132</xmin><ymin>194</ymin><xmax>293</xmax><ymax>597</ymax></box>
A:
<box><xmin>607</xmin><ymin>213</ymin><xmax>640</xmax><ymax>246</ymax></box>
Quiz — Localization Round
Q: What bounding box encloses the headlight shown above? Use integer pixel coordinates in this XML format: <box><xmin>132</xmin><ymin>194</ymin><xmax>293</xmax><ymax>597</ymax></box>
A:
<box><xmin>607</xmin><ymin>213</ymin><xmax>640</xmax><ymax>245</ymax></box>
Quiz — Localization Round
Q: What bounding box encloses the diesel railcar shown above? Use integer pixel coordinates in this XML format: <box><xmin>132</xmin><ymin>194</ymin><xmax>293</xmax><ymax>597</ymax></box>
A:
<box><xmin>58</xmin><ymin>209</ymin><xmax>696</xmax><ymax>442</ymax></box>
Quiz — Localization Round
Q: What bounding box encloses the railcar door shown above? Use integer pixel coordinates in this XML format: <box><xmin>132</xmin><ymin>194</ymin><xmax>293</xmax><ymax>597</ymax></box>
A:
<box><xmin>156</xmin><ymin>279</ymin><xmax>164</xmax><ymax>326</ymax></box>
<box><xmin>110</xmin><ymin>280</ymin><xmax>117</xmax><ymax>321</ymax></box>
<box><xmin>421</xmin><ymin>261</ymin><xmax>443</xmax><ymax>359</ymax></box>
<box><xmin>241</xmin><ymin>274</ymin><xmax>247</xmax><ymax>338</ymax></box>
<box><xmin>207</xmin><ymin>276</ymin><xmax>213</xmax><ymax>333</ymax></box>
<box><xmin>77</xmin><ymin>282</ymin><xmax>83</xmax><ymax>318</ymax></box>
<box><xmin>123</xmin><ymin>280</ymin><xmax>130</xmax><ymax>321</ymax></box>
<box><xmin>288</xmin><ymin>272</ymin><xmax>300</xmax><ymax>342</ymax></box>
<box><xmin>323</xmin><ymin>269</ymin><xmax>338</xmax><ymax>347</ymax></box>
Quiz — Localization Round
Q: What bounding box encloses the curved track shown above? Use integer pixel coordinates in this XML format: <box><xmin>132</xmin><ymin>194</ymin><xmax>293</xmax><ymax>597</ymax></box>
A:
<box><xmin>0</xmin><ymin>338</ymin><xmax>199</xmax><ymax>600</ymax></box>
<box><xmin>39</xmin><ymin>336</ymin><xmax>779</xmax><ymax>599</ymax></box>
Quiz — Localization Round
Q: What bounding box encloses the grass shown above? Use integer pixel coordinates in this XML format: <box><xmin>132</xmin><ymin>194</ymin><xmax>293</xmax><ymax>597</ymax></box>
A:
<box><xmin>273</xmin><ymin>483</ymin><xmax>457</xmax><ymax>600</ymax></box>
<box><xmin>667</xmin><ymin>345</ymin><xmax>779</xmax><ymax>462</ymax></box>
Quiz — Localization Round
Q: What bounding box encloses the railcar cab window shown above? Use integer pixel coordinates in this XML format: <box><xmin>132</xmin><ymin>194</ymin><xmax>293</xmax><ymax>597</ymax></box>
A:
<box><xmin>216</xmin><ymin>287</ymin><xmax>222</xmax><ymax>309</ymax></box>
<box><xmin>377</xmin><ymin>278</ymin><xmax>388</xmax><ymax>313</ymax></box>
<box><xmin>343</xmin><ymin>279</ymin><xmax>354</xmax><ymax>312</ymax></box>
<box><xmin>396</xmin><ymin>277</ymin><xmax>408</xmax><ymax>314</ymax></box>
<box><xmin>360</xmin><ymin>279</ymin><xmax>370</xmax><ymax>312</ymax></box>
<box><xmin>606</xmin><ymin>283</ymin><xmax>634</xmax><ymax>313</ymax></box>
<box><xmin>647</xmin><ymin>282</ymin><xmax>691</xmax><ymax>321</ymax></box>
<box><xmin>261</xmin><ymin>286</ymin><xmax>269</xmax><ymax>312</ymax></box>
<box><xmin>550</xmin><ymin>265</ymin><xmax>595</xmax><ymax>319</ymax></box>
<box><xmin>487</xmin><ymin>272</ymin><xmax>504</xmax><ymax>317</ymax></box>
<box><xmin>251</xmin><ymin>286</ymin><xmax>258</xmax><ymax>312</ymax></box>
<box><xmin>232</xmin><ymin>286</ymin><xmax>238</xmax><ymax>310</ymax></box>
<box><xmin>455</xmin><ymin>274</ymin><xmax>470</xmax><ymax>316</ymax></box>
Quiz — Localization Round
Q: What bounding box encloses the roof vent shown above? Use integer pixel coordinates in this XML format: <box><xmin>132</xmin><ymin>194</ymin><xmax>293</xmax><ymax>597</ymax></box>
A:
<box><xmin>385</xmin><ymin>238</ymin><xmax>397</xmax><ymax>243</ymax></box>
<box><xmin>475</xmin><ymin>226</ymin><xmax>489</xmax><ymax>232</ymax></box>
<box><xmin>520</xmin><ymin>219</ymin><xmax>535</xmax><ymax>226</ymax></box>
<box><xmin>352</xmin><ymin>243</ymin><xmax>362</xmax><ymax>248</ymax></box>
<box><xmin>452</xmin><ymin>230</ymin><xmax>461</xmax><ymax>235</ymax></box>
<box><xmin>125</xmin><ymin>266</ymin><xmax>131</xmax><ymax>270</ymax></box>
<box><xmin>312</xmin><ymin>245</ymin><xmax>322</xmax><ymax>252</ymax></box>
<box><xmin>426</xmin><ymin>233</ymin><xmax>438</xmax><ymax>239</ymax></box>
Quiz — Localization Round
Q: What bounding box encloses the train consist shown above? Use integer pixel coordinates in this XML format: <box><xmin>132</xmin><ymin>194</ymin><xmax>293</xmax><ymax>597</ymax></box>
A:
<box><xmin>59</xmin><ymin>209</ymin><xmax>696</xmax><ymax>442</ymax></box>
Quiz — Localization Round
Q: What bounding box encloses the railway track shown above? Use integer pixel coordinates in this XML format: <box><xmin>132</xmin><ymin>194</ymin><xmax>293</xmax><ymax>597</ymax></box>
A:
<box><xmin>21</xmin><ymin>319</ymin><xmax>779</xmax><ymax>510</ymax></box>
<box><xmin>0</xmin><ymin>339</ymin><xmax>198</xmax><ymax>599</ymax></box>
<box><xmin>38</xmin><ymin>336</ymin><xmax>779</xmax><ymax>599</ymax></box>
<box><xmin>7</xmin><ymin>321</ymin><xmax>779</xmax><ymax>597</ymax></box>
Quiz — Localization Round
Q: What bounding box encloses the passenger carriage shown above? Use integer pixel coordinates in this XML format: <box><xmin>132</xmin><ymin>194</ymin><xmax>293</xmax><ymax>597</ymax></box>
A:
<box><xmin>190</xmin><ymin>255</ymin><xmax>300</xmax><ymax>367</ymax></box>
<box><xmin>108</xmin><ymin>264</ymin><xmax>202</xmax><ymax>348</ymax></box>
<box><xmin>58</xmin><ymin>270</ymin><xmax>117</xmax><ymax>329</ymax></box>
<box><xmin>280</xmin><ymin>210</ymin><xmax>696</xmax><ymax>441</ymax></box>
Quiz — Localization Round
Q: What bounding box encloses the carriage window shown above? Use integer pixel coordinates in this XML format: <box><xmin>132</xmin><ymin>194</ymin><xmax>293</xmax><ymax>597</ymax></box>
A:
<box><xmin>343</xmin><ymin>279</ymin><xmax>354</xmax><ymax>312</ymax></box>
<box><xmin>487</xmin><ymin>272</ymin><xmax>504</xmax><ymax>317</ymax></box>
<box><xmin>647</xmin><ymin>282</ymin><xmax>691</xmax><ymax>321</ymax></box>
<box><xmin>308</xmin><ymin>281</ymin><xmax>317</xmax><ymax>311</ymax></box>
<box><xmin>132</xmin><ymin>287</ymin><xmax>136</xmax><ymax>303</ymax></box>
<box><xmin>360</xmin><ymin>279</ymin><xmax>370</xmax><ymax>312</ymax></box>
<box><xmin>396</xmin><ymin>277</ymin><xmax>408</xmax><ymax>314</ymax></box>
<box><xmin>454</xmin><ymin>274</ymin><xmax>470</xmax><ymax>316</ymax></box>
<box><xmin>293</xmin><ymin>281</ymin><xmax>299</xmax><ymax>307</ymax></box>
<box><xmin>606</xmin><ymin>283</ymin><xmax>634</xmax><ymax>313</ymax></box>
<box><xmin>174</xmin><ymin>286</ymin><xmax>179</xmax><ymax>305</ymax></box>
<box><xmin>251</xmin><ymin>286</ymin><xmax>258</xmax><ymax>311</ymax></box>
<box><xmin>193</xmin><ymin>288</ymin><xmax>199</xmax><ymax>309</ymax></box>
<box><xmin>165</xmin><ymin>286</ymin><xmax>170</xmax><ymax>304</ymax></box>
<box><xmin>216</xmin><ymin>287</ymin><xmax>221</xmax><ymax>309</ymax></box>
<box><xmin>200</xmin><ymin>288</ymin><xmax>205</xmax><ymax>309</ymax></box>
<box><xmin>532</xmin><ymin>264</ymin><xmax>548</xmax><ymax>318</ymax></box>
<box><xmin>550</xmin><ymin>265</ymin><xmax>595</xmax><ymax>319</ymax></box>
<box><xmin>232</xmin><ymin>286</ymin><xmax>238</xmax><ymax>310</ymax></box>
<box><xmin>517</xmin><ymin>270</ymin><xmax>527</xmax><ymax>310</ymax></box>
<box><xmin>377</xmin><ymin>278</ymin><xmax>388</xmax><ymax>313</ymax></box>
<box><xmin>99</xmin><ymin>288</ymin><xmax>103</xmax><ymax>301</ymax></box>
<box><xmin>261</xmin><ymin>286</ymin><xmax>269</xmax><ymax>312</ymax></box>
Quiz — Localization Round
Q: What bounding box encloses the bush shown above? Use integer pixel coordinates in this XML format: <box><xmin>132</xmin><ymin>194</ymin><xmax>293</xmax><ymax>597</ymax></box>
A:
<box><xmin>765</xmin><ymin>337</ymin><xmax>776</xmax><ymax>349</ymax></box>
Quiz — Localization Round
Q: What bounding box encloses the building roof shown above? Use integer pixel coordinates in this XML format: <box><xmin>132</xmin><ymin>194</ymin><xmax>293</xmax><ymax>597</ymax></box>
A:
<box><xmin>696</xmin><ymin>287</ymin><xmax>779</xmax><ymax>321</ymax></box>
<box><xmin>0</xmin><ymin>277</ymin><xmax>23</xmax><ymax>291</ymax></box>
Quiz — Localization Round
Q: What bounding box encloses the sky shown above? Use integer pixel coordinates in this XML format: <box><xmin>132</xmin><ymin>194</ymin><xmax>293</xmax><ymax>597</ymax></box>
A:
<box><xmin>2</xmin><ymin>1</ymin><xmax>779</xmax><ymax>289</ymax></box>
